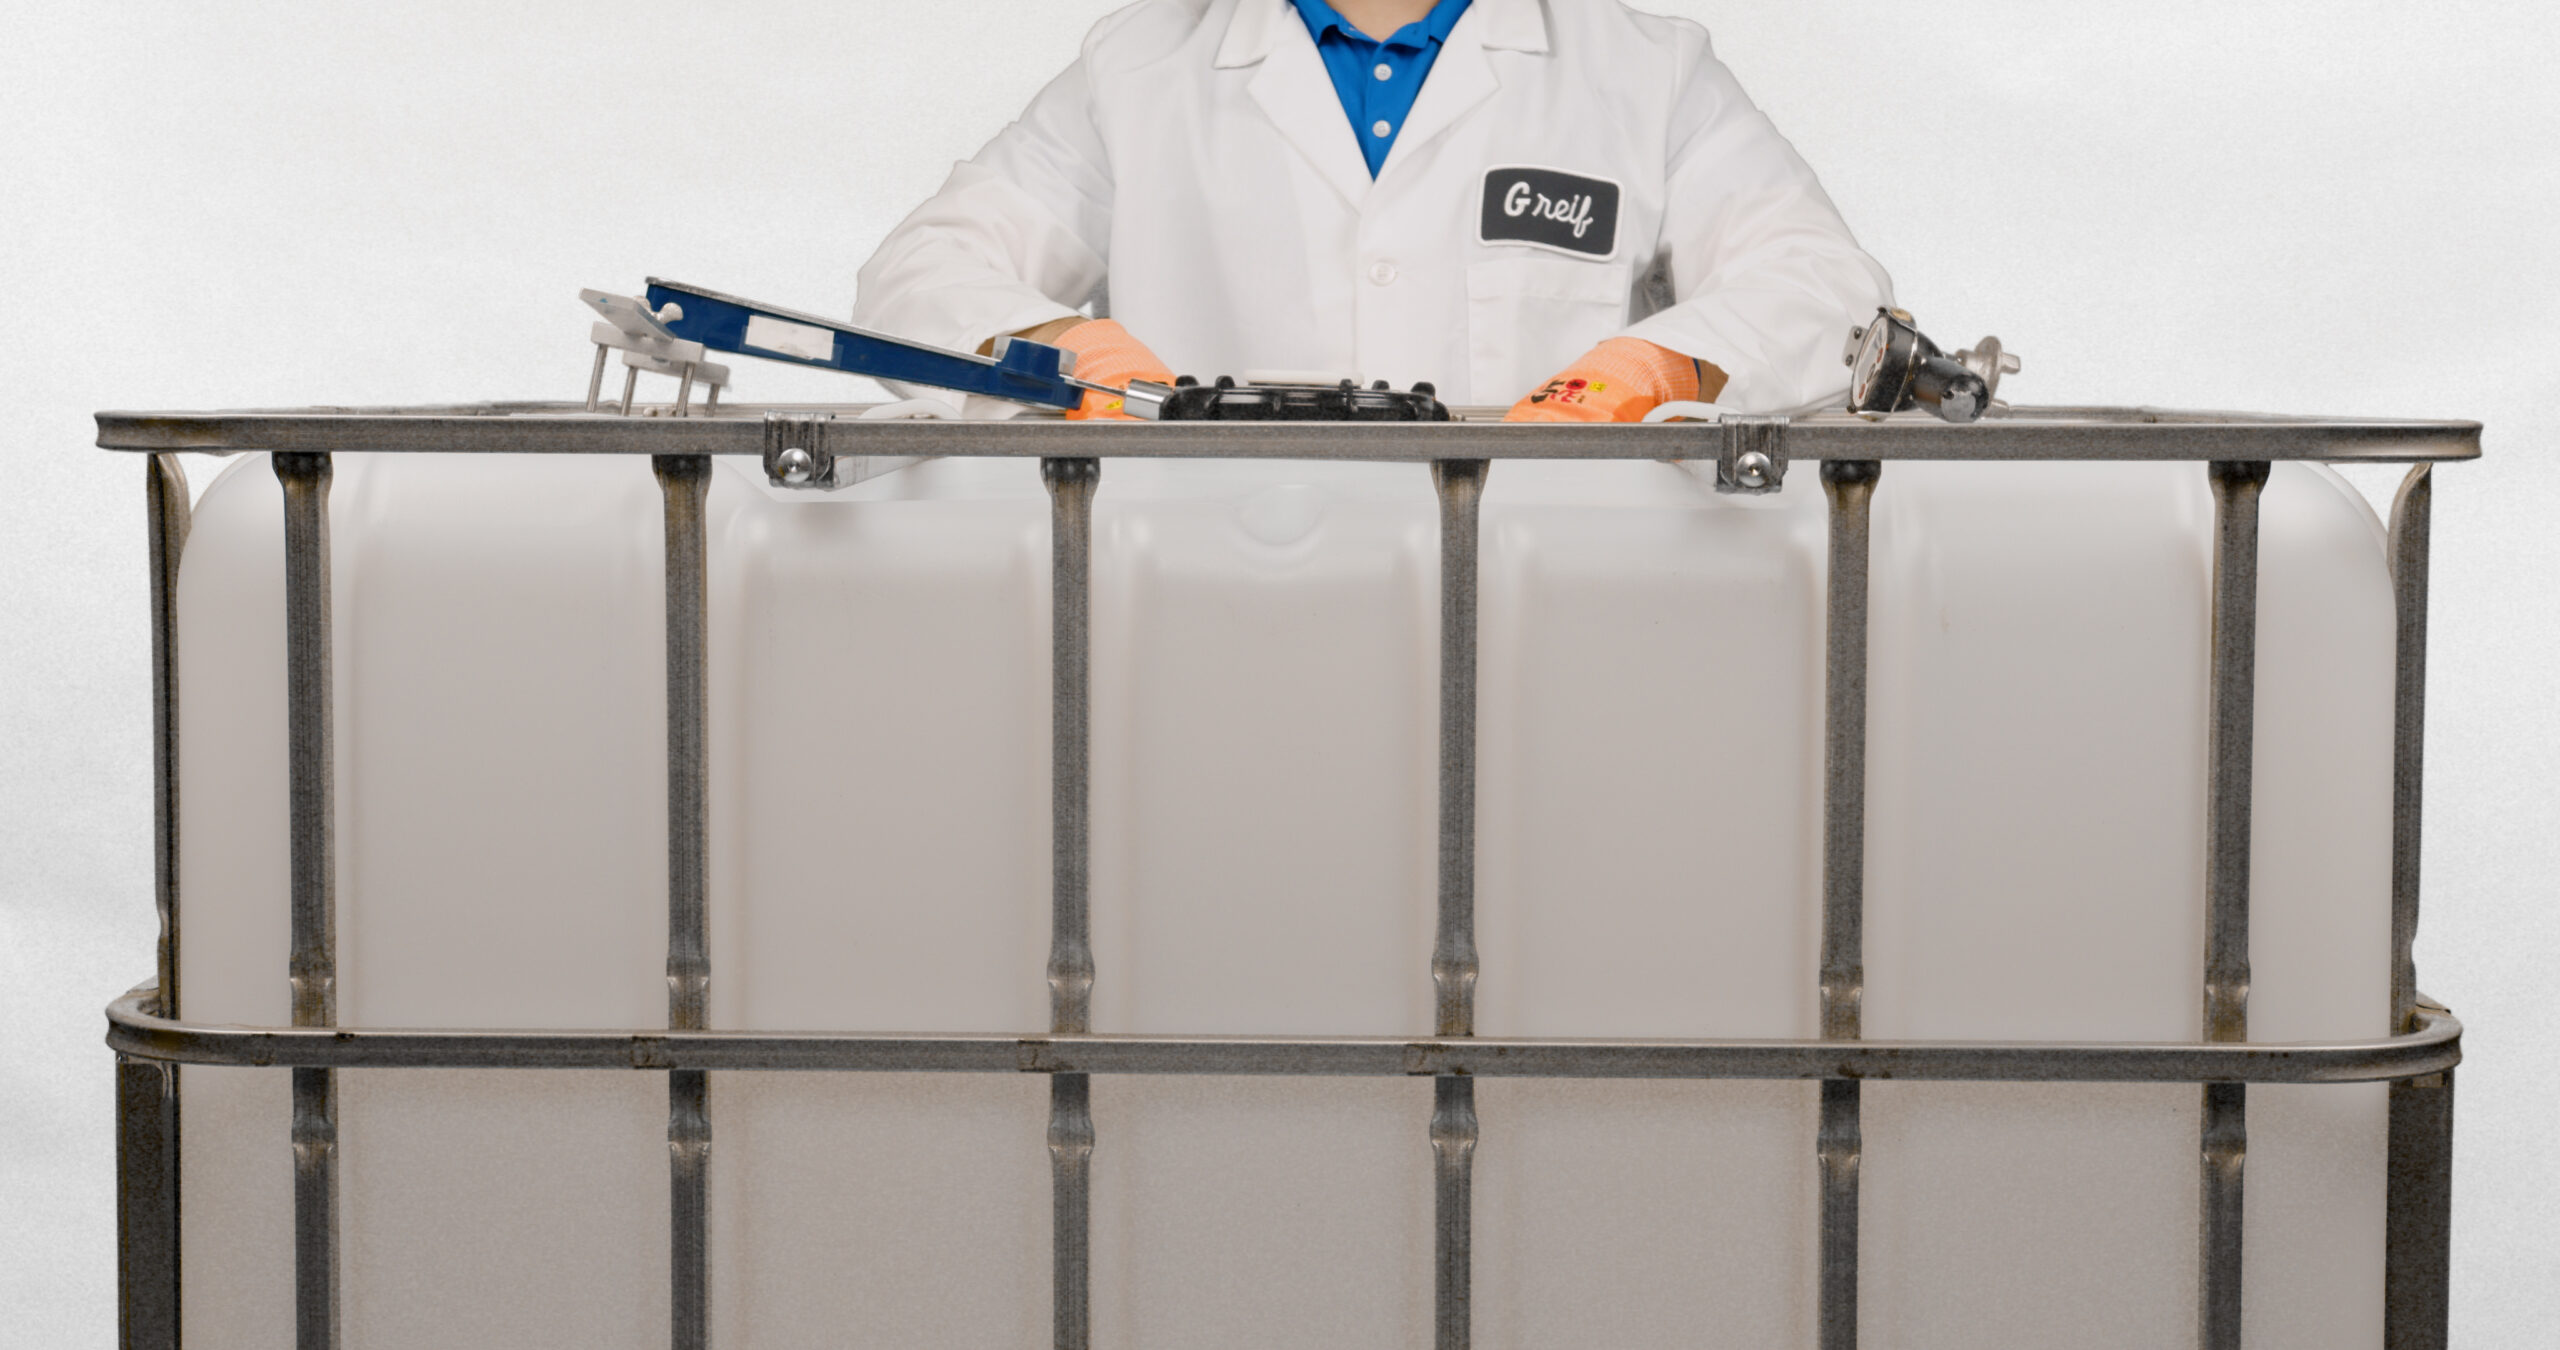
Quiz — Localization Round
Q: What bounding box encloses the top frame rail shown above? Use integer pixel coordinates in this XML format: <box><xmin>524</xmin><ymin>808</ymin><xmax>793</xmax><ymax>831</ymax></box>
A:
<box><xmin>95</xmin><ymin>404</ymin><xmax>2481</xmax><ymax>463</ymax></box>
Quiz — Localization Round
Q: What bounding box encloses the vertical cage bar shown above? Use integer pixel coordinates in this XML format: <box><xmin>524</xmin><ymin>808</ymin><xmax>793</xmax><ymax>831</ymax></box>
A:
<box><xmin>1429</xmin><ymin>459</ymin><xmax>1486</xmax><ymax>1350</ymax></box>
<box><xmin>2386</xmin><ymin>465</ymin><xmax>2432</xmax><ymax>1036</ymax></box>
<box><xmin>1816</xmin><ymin>1079</ymin><xmax>1862</xmax><ymax>1350</ymax></box>
<box><xmin>2199</xmin><ymin>459</ymin><xmax>2268</xmax><ymax>1350</ymax></box>
<box><xmin>2385</xmin><ymin>1068</ymin><xmax>2454</xmax><ymax>1350</ymax></box>
<box><xmin>1047</xmin><ymin>1074</ymin><xmax>1095</xmax><ymax>1350</ymax></box>
<box><xmin>1431</xmin><ymin>1075</ymin><xmax>1479</xmax><ymax>1350</ymax></box>
<box><xmin>149</xmin><ymin>454</ymin><xmax>192</xmax><ymax>1020</ymax></box>
<box><xmin>2384</xmin><ymin>463</ymin><xmax>2450</xmax><ymax>1350</ymax></box>
<box><xmin>668</xmin><ymin>1068</ymin><xmax>711</xmax><ymax>1348</ymax></box>
<box><xmin>2201</xmin><ymin>466</ymin><xmax>2263</xmax><ymax>1045</ymax></box>
<box><xmin>654</xmin><ymin>454</ymin><xmax>713</xmax><ymax>1350</ymax></box>
<box><xmin>123</xmin><ymin>454</ymin><xmax>191</xmax><ymax>1350</ymax></box>
<box><xmin>273</xmin><ymin>451</ymin><xmax>338</xmax><ymax>1350</ymax></box>
<box><xmin>1819</xmin><ymin>461</ymin><xmax>1878</xmax><ymax>1045</ymax></box>
<box><xmin>1042</xmin><ymin>457</ymin><xmax>1099</xmax><ymax>1350</ymax></box>
<box><xmin>2202</xmin><ymin>461</ymin><xmax>2266</xmax><ymax>1046</ymax></box>
<box><xmin>658</xmin><ymin>456</ymin><xmax>711</xmax><ymax>1036</ymax></box>
<box><xmin>1043</xmin><ymin>458</ymin><xmax>1098</xmax><ymax>1036</ymax></box>
<box><xmin>2197</xmin><ymin>1081</ymin><xmax>2248</xmax><ymax>1347</ymax></box>
<box><xmin>118</xmin><ymin>1057</ymin><xmax>181</xmax><ymax>1350</ymax></box>
<box><xmin>1431</xmin><ymin>460</ymin><xmax>1485</xmax><ymax>1042</ymax></box>
<box><xmin>1817</xmin><ymin>459</ymin><xmax>1879</xmax><ymax>1350</ymax></box>
<box><xmin>288</xmin><ymin>1068</ymin><xmax>339</xmax><ymax>1350</ymax></box>
<box><xmin>277</xmin><ymin>454</ymin><xmax>337</xmax><ymax>1044</ymax></box>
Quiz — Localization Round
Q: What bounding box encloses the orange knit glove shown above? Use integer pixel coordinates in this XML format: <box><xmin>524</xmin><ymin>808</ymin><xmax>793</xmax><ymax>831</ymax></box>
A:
<box><xmin>1505</xmin><ymin>338</ymin><xmax>1723</xmax><ymax>423</ymax></box>
<box><xmin>1054</xmin><ymin>320</ymin><xmax>1176</xmax><ymax>421</ymax></box>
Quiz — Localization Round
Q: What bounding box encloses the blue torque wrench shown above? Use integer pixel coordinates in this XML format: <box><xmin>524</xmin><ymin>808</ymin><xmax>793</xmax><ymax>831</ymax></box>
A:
<box><xmin>638</xmin><ymin>278</ymin><xmax>1164</xmax><ymax>417</ymax></box>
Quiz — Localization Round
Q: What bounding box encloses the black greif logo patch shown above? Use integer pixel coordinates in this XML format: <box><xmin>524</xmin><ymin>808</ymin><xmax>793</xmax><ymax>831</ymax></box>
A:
<box><xmin>1478</xmin><ymin>166</ymin><xmax>1622</xmax><ymax>260</ymax></box>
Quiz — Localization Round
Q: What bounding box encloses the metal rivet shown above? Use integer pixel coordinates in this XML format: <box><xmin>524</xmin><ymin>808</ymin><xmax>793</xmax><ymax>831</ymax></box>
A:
<box><xmin>774</xmin><ymin>447</ymin><xmax>814</xmax><ymax>485</ymax></box>
<box><xmin>1735</xmin><ymin>450</ymin><xmax>1773</xmax><ymax>490</ymax></box>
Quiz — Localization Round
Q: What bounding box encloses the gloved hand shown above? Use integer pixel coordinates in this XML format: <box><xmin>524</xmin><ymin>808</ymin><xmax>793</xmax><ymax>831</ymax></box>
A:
<box><xmin>1505</xmin><ymin>338</ymin><xmax>1727</xmax><ymax>423</ymax></box>
<box><xmin>1053</xmin><ymin>320</ymin><xmax>1177</xmax><ymax>421</ymax></box>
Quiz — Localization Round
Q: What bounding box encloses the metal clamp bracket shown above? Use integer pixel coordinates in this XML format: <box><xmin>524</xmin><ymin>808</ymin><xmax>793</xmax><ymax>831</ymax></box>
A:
<box><xmin>763</xmin><ymin>412</ymin><xmax>934</xmax><ymax>492</ymax></box>
<box><xmin>1718</xmin><ymin>416</ymin><xmax>1789</xmax><ymax>494</ymax></box>
<box><xmin>763</xmin><ymin>411</ymin><xmax>839</xmax><ymax>489</ymax></box>
<box><xmin>580</xmin><ymin>290</ymin><xmax>731</xmax><ymax>416</ymax></box>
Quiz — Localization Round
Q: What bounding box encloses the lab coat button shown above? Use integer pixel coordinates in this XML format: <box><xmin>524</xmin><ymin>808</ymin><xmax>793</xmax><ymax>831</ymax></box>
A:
<box><xmin>1368</xmin><ymin>261</ymin><xmax>1399</xmax><ymax>286</ymax></box>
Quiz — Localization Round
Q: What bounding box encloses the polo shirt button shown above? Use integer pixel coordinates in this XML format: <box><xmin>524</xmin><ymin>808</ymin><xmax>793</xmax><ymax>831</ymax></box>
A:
<box><xmin>1374</xmin><ymin>63</ymin><xmax>1393</xmax><ymax>81</ymax></box>
<box><xmin>1372</xmin><ymin>120</ymin><xmax>1393</xmax><ymax>138</ymax></box>
<box><xmin>1368</xmin><ymin>261</ymin><xmax>1399</xmax><ymax>286</ymax></box>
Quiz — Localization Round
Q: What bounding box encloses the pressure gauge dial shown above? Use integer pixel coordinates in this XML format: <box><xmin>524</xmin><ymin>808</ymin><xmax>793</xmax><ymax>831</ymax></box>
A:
<box><xmin>1842</xmin><ymin>308</ymin><xmax>1998</xmax><ymax>424</ymax></box>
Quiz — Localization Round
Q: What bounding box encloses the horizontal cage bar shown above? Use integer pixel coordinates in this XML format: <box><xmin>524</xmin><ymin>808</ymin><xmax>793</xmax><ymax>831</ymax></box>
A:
<box><xmin>93</xmin><ymin>405</ymin><xmax>2480</xmax><ymax>463</ymax></box>
<box><xmin>104</xmin><ymin>989</ymin><xmax>2459</xmax><ymax>1084</ymax></box>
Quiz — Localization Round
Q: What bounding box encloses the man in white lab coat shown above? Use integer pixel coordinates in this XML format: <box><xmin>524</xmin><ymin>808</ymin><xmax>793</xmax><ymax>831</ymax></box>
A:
<box><xmin>853</xmin><ymin>0</ymin><xmax>1892</xmax><ymax>420</ymax></box>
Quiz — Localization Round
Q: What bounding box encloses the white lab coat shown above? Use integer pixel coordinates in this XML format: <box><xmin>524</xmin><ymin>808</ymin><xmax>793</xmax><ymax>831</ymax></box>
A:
<box><xmin>853</xmin><ymin>0</ymin><xmax>1892</xmax><ymax>410</ymax></box>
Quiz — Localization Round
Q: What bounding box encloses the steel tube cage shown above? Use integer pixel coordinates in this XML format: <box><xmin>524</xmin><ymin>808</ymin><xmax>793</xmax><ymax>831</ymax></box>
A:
<box><xmin>1040</xmin><ymin>456</ymin><xmax>1098</xmax><ymax>1350</ymax></box>
<box><xmin>652</xmin><ymin>454</ymin><xmax>713</xmax><ymax>1350</ymax></box>
<box><xmin>100</xmin><ymin>406</ymin><xmax>2477</xmax><ymax>1350</ymax></box>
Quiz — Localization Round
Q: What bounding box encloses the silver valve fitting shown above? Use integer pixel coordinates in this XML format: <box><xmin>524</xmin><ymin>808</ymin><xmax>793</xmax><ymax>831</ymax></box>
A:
<box><xmin>1844</xmin><ymin>308</ymin><xmax>2020</xmax><ymax>424</ymax></box>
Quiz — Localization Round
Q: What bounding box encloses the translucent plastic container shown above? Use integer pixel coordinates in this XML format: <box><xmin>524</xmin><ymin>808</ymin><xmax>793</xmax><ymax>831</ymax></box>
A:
<box><xmin>175</xmin><ymin>450</ymin><xmax>2391</xmax><ymax>1349</ymax></box>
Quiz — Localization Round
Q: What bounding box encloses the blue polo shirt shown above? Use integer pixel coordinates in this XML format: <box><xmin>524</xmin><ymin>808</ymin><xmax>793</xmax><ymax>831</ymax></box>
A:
<box><xmin>1289</xmin><ymin>0</ymin><xmax>1475</xmax><ymax>177</ymax></box>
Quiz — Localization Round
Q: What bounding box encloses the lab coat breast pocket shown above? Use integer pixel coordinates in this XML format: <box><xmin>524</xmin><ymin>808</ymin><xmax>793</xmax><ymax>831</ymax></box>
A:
<box><xmin>1465</xmin><ymin>257</ymin><xmax>1635</xmax><ymax>405</ymax></box>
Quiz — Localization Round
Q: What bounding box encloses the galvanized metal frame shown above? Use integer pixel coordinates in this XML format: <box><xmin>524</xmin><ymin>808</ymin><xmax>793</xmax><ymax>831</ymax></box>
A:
<box><xmin>1430</xmin><ymin>458</ymin><xmax>1488</xmax><ymax>1350</ymax></box>
<box><xmin>2199</xmin><ymin>459</ymin><xmax>2271</xmax><ymax>1350</ymax></box>
<box><xmin>1041</xmin><ymin>456</ymin><xmax>1098</xmax><ymax>1350</ymax></box>
<box><xmin>272</xmin><ymin>452</ymin><xmax>341</xmax><ymax>1350</ymax></box>
<box><xmin>98</xmin><ymin>404</ymin><xmax>2477</xmax><ymax>463</ymax></box>
<box><xmin>653</xmin><ymin>454</ymin><xmax>713</xmax><ymax>1350</ymax></box>
<box><xmin>116</xmin><ymin>453</ymin><xmax>190</xmax><ymax>1350</ymax></box>
<box><xmin>100</xmin><ymin>407</ymin><xmax>2478</xmax><ymax>1350</ymax></box>
<box><xmin>1817</xmin><ymin>458</ymin><xmax>1878</xmax><ymax>1350</ymax></box>
<box><xmin>101</xmin><ymin>992</ymin><xmax>2463</xmax><ymax>1080</ymax></box>
<box><xmin>2385</xmin><ymin>465</ymin><xmax>2454</xmax><ymax>1350</ymax></box>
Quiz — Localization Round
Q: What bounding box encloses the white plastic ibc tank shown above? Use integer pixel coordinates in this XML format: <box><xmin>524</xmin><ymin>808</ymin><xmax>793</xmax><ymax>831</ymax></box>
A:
<box><xmin>174</xmin><ymin>448</ymin><xmax>2391</xmax><ymax>1349</ymax></box>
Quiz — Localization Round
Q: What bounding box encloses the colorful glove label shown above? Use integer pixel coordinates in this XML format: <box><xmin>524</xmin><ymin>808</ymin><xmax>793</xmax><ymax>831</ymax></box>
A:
<box><xmin>1478</xmin><ymin>166</ymin><xmax>1622</xmax><ymax>260</ymax></box>
<box><xmin>1527</xmin><ymin>377</ymin><xmax>1608</xmax><ymax>407</ymax></box>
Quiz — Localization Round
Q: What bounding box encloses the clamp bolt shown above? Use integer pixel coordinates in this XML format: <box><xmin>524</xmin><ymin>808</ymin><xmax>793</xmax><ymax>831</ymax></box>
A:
<box><xmin>1733</xmin><ymin>450</ymin><xmax>1774</xmax><ymax>490</ymax></box>
<box><xmin>774</xmin><ymin>447</ymin><xmax>815</xmax><ymax>486</ymax></box>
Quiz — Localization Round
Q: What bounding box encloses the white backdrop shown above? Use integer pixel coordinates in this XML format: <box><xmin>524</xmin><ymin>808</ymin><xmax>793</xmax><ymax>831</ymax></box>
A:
<box><xmin>4</xmin><ymin>2</ymin><xmax>2554</xmax><ymax>1343</ymax></box>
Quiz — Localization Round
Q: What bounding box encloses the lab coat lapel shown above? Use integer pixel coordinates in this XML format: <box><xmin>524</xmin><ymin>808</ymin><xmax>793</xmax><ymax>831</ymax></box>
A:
<box><xmin>1380</xmin><ymin>0</ymin><xmax>1551</xmax><ymax>179</ymax></box>
<box><xmin>1240</xmin><ymin>5</ymin><xmax>1374</xmax><ymax>209</ymax></box>
<box><xmin>1380</xmin><ymin>13</ymin><xmax>1498</xmax><ymax>178</ymax></box>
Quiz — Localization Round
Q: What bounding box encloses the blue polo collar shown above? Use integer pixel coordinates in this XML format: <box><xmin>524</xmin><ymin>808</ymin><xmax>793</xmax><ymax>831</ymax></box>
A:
<box><xmin>1287</xmin><ymin>0</ymin><xmax>1476</xmax><ymax>175</ymax></box>
<box><xmin>1290</xmin><ymin>0</ymin><xmax>1472</xmax><ymax>50</ymax></box>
